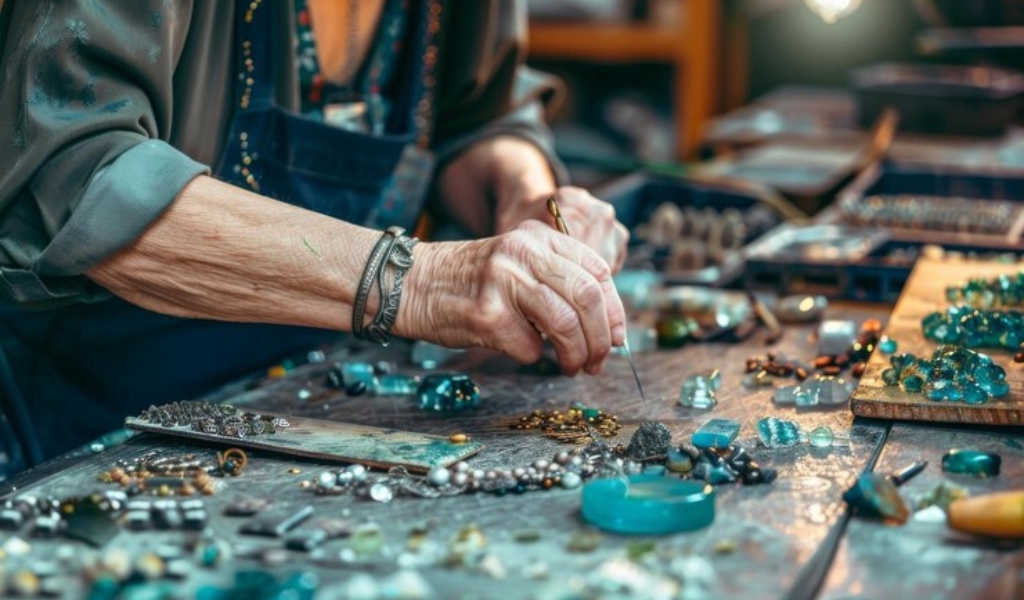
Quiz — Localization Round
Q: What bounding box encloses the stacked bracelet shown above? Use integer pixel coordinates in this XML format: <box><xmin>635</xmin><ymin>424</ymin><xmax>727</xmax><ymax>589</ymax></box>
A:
<box><xmin>353</xmin><ymin>226</ymin><xmax>418</xmax><ymax>346</ymax></box>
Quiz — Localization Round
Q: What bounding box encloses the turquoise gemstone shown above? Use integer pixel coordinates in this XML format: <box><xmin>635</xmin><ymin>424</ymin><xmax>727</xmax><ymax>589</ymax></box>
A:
<box><xmin>842</xmin><ymin>473</ymin><xmax>910</xmax><ymax>523</ymax></box>
<box><xmin>924</xmin><ymin>380</ymin><xmax>963</xmax><ymax>402</ymax></box>
<box><xmin>417</xmin><ymin>374</ymin><xmax>481</xmax><ymax>413</ymax></box>
<box><xmin>890</xmin><ymin>353</ymin><xmax>916</xmax><ymax>372</ymax></box>
<box><xmin>960</xmin><ymin>383</ymin><xmax>989</xmax><ymax>405</ymax></box>
<box><xmin>582</xmin><ymin>408</ymin><xmax>601</xmax><ymax>420</ymax></box>
<box><xmin>375</xmin><ymin>374</ymin><xmax>419</xmax><ymax>396</ymax></box>
<box><xmin>899</xmin><ymin>374</ymin><xmax>924</xmax><ymax>393</ymax></box>
<box><xmin>340</xmin><ymin>362</ymin><xmax>378</xmax><ymax>388</ymax></box>
<box><xmin>691</xmin><ymin>418</ymin><xmax>740</xmax><ymax>449</ymax></box>
<box><xmin>679</xmin><ymin>370</ymin><xmax>721</xmax><ymax>409</ymax></box>
<box><xmin>878</xmin><ymin>337</ymin><xmax>898</xmax><ymax>354</ymax></box>
<box><xmin>756</xmin><ymin>417</ymin><xmax>803</xmax><ymax>448</ymax></box>
<box><xmin>881</xmin><ymin>368</ymin><xmax>900</xmax><ymax>386</ymax></box>
<box><xmin>984</xmin><ymin>380</ymin><xmax>1010</xmax><ymax>398</ymax></box>
<box><xmin>666</xmin><ymin>447</ymin><xmax>693</xmax><ymax>473</ymax></box>
<box><xmin>941</xmin><ymin>449</ymin><xmax>1001</xmax><ymax>477</ymax></box>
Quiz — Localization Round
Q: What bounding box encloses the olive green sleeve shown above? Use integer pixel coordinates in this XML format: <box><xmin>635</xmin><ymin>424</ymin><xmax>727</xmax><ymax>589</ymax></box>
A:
<box><xmin>0</xmin><ymin>0</ymin><xmax>208</xmax><ymax>308</ymax></box>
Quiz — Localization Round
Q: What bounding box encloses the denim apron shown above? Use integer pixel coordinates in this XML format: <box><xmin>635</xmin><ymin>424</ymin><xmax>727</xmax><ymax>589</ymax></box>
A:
<box><xmin>0</xmin><ymin>0</ymin><xmax>435</xmax><ymax>476</ymax></box>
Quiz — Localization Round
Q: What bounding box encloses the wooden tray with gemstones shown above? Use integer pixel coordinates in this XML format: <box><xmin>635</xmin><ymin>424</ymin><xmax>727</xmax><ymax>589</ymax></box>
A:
<box><xmin>125</xmin><ymin>412</ymin><xmax>483</xmax><ymax>473</ymax></box>
<box><xmin>851</xmin><ymin>257</ymin><xmax>1023</xmax><ymax>425</ymax></box>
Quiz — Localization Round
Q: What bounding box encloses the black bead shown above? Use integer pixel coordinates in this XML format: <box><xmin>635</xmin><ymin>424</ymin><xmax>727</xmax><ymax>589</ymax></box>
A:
<box><xmin>345</xmin><ymin>381</ymin><xmax>368</xmax><ymax>396</ymax></box>
<box><xmin>325</xmin><ymin>368</ymin><xmax>345</xmax><ymax>389</ymax></box>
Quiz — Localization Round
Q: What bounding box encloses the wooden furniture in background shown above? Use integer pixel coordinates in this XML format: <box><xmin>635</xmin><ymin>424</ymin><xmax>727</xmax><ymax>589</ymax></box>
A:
<box><xmin>528</xmin><ymin>0</ymin><xmax>724</xmax><ymax>160</ymax></box>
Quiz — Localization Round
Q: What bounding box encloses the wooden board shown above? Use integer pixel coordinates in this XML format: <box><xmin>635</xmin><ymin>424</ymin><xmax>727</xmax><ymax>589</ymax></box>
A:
<box><xmin>125</xmin><ymin>413</ymin><xmax>483</xmax><ymax>473</ymax></box>
<box><xmin>851</xmin><ymin>258</ymin><xmax>1023</xmax><ymax>425</ymax></box>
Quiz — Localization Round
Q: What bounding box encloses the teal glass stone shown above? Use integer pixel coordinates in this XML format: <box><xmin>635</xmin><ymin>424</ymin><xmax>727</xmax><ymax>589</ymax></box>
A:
<box><xmin>581</xmin><ymin>475</ymin><xmax>715</xmax><ymax>534</ymax></box>
<box><xmin>842</xmin><ymin>473</ymin><xmax>910</xmax><ymax>523</ymax></box>
<box><xmin>924</xmin><ymin>380</ymin><xmax>963</xmax><ymax>402</ymax></box>
<box><xmin>340</xmin><ymin>362</ymin><xmax>378</xmax><ymax>389</ymax></box>
<box><xmin>582</xmin><ymin>408</ymin><xmax>601</xmax><ymax>420</ymax></box>
<box><xmin>417</xmin><ymin>373</ymin><xmax>481</xmax><ymax>413</ymax></box>
<box><xmin>773</xmin><ymin>385</ymin><xmax>799</xmax><ymax>405</ymax></box>
<box><xmin>881</xmin><ymin>368</ymin><xmax>900</xmax><ymax>386</ymax></box>
<box><xmin>899</xmin><ymin>373</ymin><xmax>924</xmax><ymax>393</ymax></box>
<box><xmin>756</xmin><ymin>417</ymin><xmax>803</xmax><ymax>448</ymax></box>
<box><xmin>375</xmin><ymin>374</ymin><xmax>419</xmax><ymax>396</ymax></box>
<box><xmin>666</xmin><ymin>447</ymin><xmax>693</xmax><ymax>473</ymax></box>
<box><xmin>793</xmin><ymin>377</ymin><xmax>856</xmax><ymax>406</ymax></box>
<box><xmin>973</xmin><ymin>363</ymin><xmax>1006</xmax><ymax>387</ymax></box>
<box><xmin>960</xmin><ymin>383</ymin><xmax>989</xmax><ymax>405</ymax></box>
<box><xmin>691</xmin><ymin>418</ymin><xmax>740</xmax><ymax>449</ymax></box>
<box><xmin>679</xmin><ymin>370</ymin><xmax>721</xmax><ymax>409</ymax></box>
<box><xmin>890</xmin><ymin>353</ymin><xmax>916</xmax><ymax>372</ymax></box>
<box><xmin>982</xmin><ymin>380</ymin><xmax>1010</xmax><ymax>398</ymax></box>
<box><xmin>807</xmin><ymin>426</ymin><xmax>834</xmax><ymax>448</ymax></box>
<box><xmin>878</xmin><ymin>337</ymin><xmax>898</xmax><ymax>354</ymax></box>
<box><xmin>941</xmin><ymin>449</ymin><xmax>1001</xmax><ymax>477</ymax></box>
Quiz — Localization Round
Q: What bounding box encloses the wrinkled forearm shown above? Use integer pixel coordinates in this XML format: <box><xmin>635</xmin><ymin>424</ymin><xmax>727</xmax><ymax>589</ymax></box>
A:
<box><xmin>88</xmin><ymin>175</ymin><xmax>398</xmax><ymax>333</ymax></box>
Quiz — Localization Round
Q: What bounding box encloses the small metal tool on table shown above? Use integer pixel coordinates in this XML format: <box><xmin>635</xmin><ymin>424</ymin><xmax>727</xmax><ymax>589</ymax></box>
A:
<box><xmin>546</xmin><ymin>197</ymin><xmax>650</xmax><ymax>413</ymax></box>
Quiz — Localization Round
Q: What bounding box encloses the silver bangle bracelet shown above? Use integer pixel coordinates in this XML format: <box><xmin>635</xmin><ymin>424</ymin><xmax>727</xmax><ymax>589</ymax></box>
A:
<box><xmin>352</xmin><ymin>226</ymin><xmax>418</xmax><ymax>346</ymax></box>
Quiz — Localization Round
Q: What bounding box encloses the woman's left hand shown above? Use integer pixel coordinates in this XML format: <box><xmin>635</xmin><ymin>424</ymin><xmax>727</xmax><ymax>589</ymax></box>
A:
<box><xmin>495</xmin><ymin>186</ymin><xmax>630</xmax><ymax>274</ymax></box>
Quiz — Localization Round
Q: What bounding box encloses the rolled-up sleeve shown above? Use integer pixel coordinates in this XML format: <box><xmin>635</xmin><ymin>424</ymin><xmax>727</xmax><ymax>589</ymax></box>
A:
<box><xmin>0</xmin><ymin>0</ymin><xmax>208</xmax><ymax>308</ymax></box>
<box><xmin>432</xmin><ymin>0</ymin><xmax>568</xmax><ymax>184</ymax></box>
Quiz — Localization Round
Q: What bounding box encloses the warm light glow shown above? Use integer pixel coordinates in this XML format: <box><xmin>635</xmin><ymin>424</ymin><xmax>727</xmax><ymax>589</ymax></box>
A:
<box><xmin>804</xmin><ymin>0</ymin><xmax>863</xmax><ymax>23</ymax></box>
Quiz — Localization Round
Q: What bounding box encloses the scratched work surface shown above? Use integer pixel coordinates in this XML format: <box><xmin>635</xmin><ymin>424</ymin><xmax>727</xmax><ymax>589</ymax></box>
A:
<box><xmin>125</xmin><ymin>413</ymin><xmax>483</xmax><ymax>473</ymax></box>
<box><xmin>4</xmin><ymin>304</ymin><xmax>1022</xmax><ymax>599</ymax></box>
<box><xmin>851</xmin><ymin>258</ymin><xmax>1023</xmax><ymax>425</ymax></box>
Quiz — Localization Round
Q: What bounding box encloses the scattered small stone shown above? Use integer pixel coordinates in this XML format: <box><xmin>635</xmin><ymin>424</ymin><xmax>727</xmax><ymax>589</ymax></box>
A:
<box><xmin>713</xmin><ymin>539</ymin><xmax>739</xmax><ymax>554</ymax></box>
<box><xmin>566</xmin><ymin>529</ymin><xmax>603</xmax><ymax>553</ymax></box>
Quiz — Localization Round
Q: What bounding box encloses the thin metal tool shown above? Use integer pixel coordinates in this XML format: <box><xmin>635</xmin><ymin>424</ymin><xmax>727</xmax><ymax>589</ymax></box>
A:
<box><xmin>546</xmin><ymin>197</ymin><xmax>650</xmax><ymax>412</ymax></box>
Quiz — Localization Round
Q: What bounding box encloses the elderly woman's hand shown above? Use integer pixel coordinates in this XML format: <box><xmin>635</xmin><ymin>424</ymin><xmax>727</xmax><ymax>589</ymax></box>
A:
<box><xmin>398</xmin><ymin>220</ymin><xmax>626</xmax><ymax>376</ymax></box>
<box><xmin>495</xmin><ymin>186</ymin><xmax>630</xmax><ymax>274</ymax></box>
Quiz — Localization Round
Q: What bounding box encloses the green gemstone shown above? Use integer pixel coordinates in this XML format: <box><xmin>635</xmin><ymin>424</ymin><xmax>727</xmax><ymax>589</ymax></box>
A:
<box><xmin>582</xmin><ymin>408</ymin><xmax>601</xmax><ymax>421</ymax></box>
<box><xmin>890</xmin><ymin>353</ymin><xmax>916</xmax><ymax>372</ymax></box>
<box><xmin>881</xmin><ymin>368</ymin><xmax>900</xmax><ymax>386</ymax></box>
<box><xmin>656</xmin><ymin>316</ymin><xmax>698</xmax><ymax>348</ymax></box>
<box><xmin>941</xmin><ymin>449</ymin><xmax>1001</xmax><ymax>477</ymax></box>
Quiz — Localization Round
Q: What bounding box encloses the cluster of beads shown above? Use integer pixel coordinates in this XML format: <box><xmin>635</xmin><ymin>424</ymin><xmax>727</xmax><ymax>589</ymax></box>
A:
<box><xmin>882</xmin><ymin>345</ymin><xmax>1009</xmax><ymax>403</ymax></box>
<box><xmin>667</xmin><ymin>443</ymin><xmax>777</xmax><ymax>485</ymax></box>
<box><xmin>97</xmin><ymin>451</ymin><xmax>236</xmax><ymax>496</ymax></box>
<box><xmin>507</xmin><ymin>403</ymin><xmax>621</xmax><ymax>444</ymax></box>
<box><xmin>756</xmin><ymin>417</ymin><xmax>850</xmax><ymax>449</ymax></box>
<box><xmin>922</xmin><ymin>307</ymin><xmax>1023</xmax><ymax>350</ymax></box>
<box><xmin>137</xmin><ymin>401</ymin><xmax>289</xmax><ymax>439</ymax></box>
<box><xmin>308</xmin><ymin>445</ymin><xmax>619</xmax><ymax>502</ymax></box>
<box><xmin>945</xmin><ymin>272</ymin><xmax>1024</xmax><ymax>309</ymax></box>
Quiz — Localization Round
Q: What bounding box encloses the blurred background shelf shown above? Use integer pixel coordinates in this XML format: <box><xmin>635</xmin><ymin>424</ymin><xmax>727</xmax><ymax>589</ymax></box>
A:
<box><xmin>528</xmin><ymin>0</ymin><xmax>724</xmax><ymax>160</ymax></box>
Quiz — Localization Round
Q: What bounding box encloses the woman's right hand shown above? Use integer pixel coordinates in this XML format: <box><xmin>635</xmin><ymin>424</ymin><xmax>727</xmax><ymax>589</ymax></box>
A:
<box><xmin>397</xmin><ymin>221</ymin><xmax>627</xmax><ymax>376</ymax></box>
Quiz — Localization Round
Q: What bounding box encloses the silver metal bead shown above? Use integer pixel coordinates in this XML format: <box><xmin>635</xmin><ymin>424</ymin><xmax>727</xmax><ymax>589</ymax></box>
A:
<box><xmin>513</xmin><ymin>468</ymin><xmax>527</xmax><ymax>479</ymax></box>
<box><xmin>454</xmin><ymin>462</ymin><xmax>470</xmax><ymax>473</ymax></box>
<box><xmin>369</xmin><ymin>483</ymin><xmax>394</xmax><ymax>503</ymax></box>
<box><xmin>533</xmin><ymin>459</ymin><xmax>550</xmax><ymax>470</ymax></box>
<box><xmin>337</xmin><ymin>471</ymin><xmax>354</xmax><ymax>485</ymax></box>
<box><xmin>452</xmin><ymin>472</ymin><xmax>469</xmax><ymax>487</ymax></box>
<box><xmin>561</xmin><ymin>472</ymin><xmax>582</xmax><ymax>489</ymax></box>
<box><xmin>555</xmin><ymin>451</ymin><xmax>571</xmax><ymax>465</ymax></box>
<box><xmin>471</xmin><ymin>470</ymin><xmax>486</xmax><ymax>481</ymax></box>
<box><xmin>426</xmin><ymin>467</ymin><xmax>450</xmax><ymax>487</ymax></box>
<box><xmin>345</xmin><ymin>465</ymin><xmax>368</xmax><ymax>482</ymax></box>
<box><xmin>317</xmin><ymin>471</ymin><xmax>339</xmax><ymax>488</ymax></box>
<box><xmin>570</xmin><ymin>456</ymin><xmax>583</xmax><ymax>467</ymax></box>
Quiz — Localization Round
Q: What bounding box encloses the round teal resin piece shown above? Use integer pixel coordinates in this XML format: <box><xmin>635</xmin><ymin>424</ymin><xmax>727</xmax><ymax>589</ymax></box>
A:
<box><xmin>941</xmin><ymin>449</ymin><xmax>1001</xmax><ymax>477</ymax></box>
<box><xmin>581</xmin><ymin>475</ymin><xmax>715</xmax><ymax>535</ymax></box>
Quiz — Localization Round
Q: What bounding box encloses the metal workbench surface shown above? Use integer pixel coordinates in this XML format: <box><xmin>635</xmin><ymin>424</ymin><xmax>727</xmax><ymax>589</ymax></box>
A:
<box><xmin>2</xmin><ymin>303</ymin><xmax>1021</xmax><ymax>600</ymax></box>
